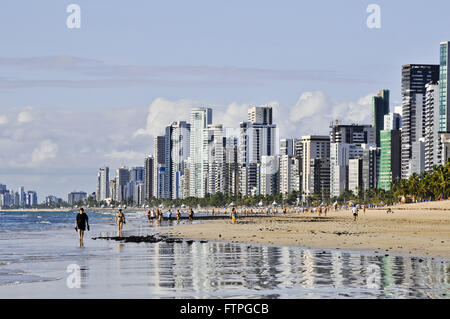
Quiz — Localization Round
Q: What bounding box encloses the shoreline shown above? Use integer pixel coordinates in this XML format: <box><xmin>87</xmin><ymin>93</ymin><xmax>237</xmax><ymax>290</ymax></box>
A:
<box><xmin>159</xmin><ymin>202</ymin><xmax>450</xmax><ymax>259</ymax></box>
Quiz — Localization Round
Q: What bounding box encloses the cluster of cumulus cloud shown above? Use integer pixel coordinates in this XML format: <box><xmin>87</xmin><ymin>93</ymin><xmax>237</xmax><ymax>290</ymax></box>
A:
<box><xmin>0</xmin><ymin>91</ymin><xmax>374</xmax><ymax>174</ymax></box>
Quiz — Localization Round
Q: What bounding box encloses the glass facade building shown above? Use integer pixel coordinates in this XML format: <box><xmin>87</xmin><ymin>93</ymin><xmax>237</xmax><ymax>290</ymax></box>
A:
<box><xmin>440</xmin><ymin>41</ymin><xmax>449</xmax><ymax>132</ymax></box>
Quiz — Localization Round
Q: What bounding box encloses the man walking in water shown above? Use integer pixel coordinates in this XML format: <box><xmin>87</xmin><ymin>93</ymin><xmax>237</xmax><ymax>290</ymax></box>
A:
<box><xmin>75</xmin><ymin>208</ymin><xmax>89</xmax><ymax>247</ymax></box>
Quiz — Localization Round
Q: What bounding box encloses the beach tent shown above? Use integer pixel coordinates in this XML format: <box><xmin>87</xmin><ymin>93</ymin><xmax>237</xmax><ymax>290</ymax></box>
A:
<box><xmin>258</xmin><ymin>201</ymin><xmax>263</xmax><ymax>206</ymax></box>
<box><xmin>228</xmin><ymin>202</ymin><xmax>236</xmax><ymax>207</ymax></box>
<box><xmin>272</xmin><ymin>201</ymin><xmax>278</xmax><ymax>206</ymax></box>
<box><xmin>180</xmin><ymin>204</ymin><xmax>186</xmax><ymax>208</ymax></box>
<box><xmin>159</xmin><ymin>204</ymin><xmax>164</xmax><ymax>208</ymax></box>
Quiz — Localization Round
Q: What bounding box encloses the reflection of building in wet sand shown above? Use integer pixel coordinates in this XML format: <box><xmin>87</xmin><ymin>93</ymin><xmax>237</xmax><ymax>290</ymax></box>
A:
<box><xmin>143</xmin><ymin>241</ymin><xmax>449</xmax><ymax>298</ymax></box>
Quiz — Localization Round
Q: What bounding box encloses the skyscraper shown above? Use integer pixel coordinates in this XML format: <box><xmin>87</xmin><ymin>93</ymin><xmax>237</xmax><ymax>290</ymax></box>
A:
<box><xmin>301</xmin><ymin>135</ymin><xmax>330</xmax><ymax>200</ymax></box>
<box><xmin>115</xmin><ymin>166</ymin><xmax>130</xmax><ymax>202</ymax></box>
<box><xmin>378</xmin><ymin>130</ymin><xmax>401</xmax><ymax>191</ymax></box>
<box><xmin>401</xmin><ymin>64</ymin><xmax>439</xmax><ymax>179</ymax></box>
<box><xmin>204</xmin><ymin>124</ymin><xmax>224</xmax><ymax>195</ymax></box>
<box><xmin>190</xmin><ymin>108</ymin><xmax>212</xmax><ymax>198</ymax></box>
<box><xmin>439</xmin><ymin>41</ymin><xmax>450</xmax><ymax>132</ymax></box>
<box><xmin>166</xmin><ymin>121</ymin><xmax>191</xmax><ymax>199</ymax></box>
<box><xmin>153</xmin><ymin>135</ymin><xmax>166</xmax><ymax>199</ymax></box>
<box><xmin>439</xmin><ymin>41</ymin><xmax>450</xmax><ymax>166</ymax></box>
<box><xmin>96</xmin><ymin>166</ymin><xmax>110</xmax><ymax>201</ymax></box>
<box><xmin>144</xmin><ymin>155</ymin><xmax>154</xmax><ymax>200</ymax></box>
<box><xmin>372</xmin><ymin>90</ymin><xmax>390</xmax><ymax>147</ymax></box>
<box><xmin>424</xmin><ymin>82</ymin><xmax>441</xmax><ymax>171</ymax></box>
<box><xmin>248</xmin><ymin>106</ymin><xmax>273</xmax><ymax>125</ymax></box>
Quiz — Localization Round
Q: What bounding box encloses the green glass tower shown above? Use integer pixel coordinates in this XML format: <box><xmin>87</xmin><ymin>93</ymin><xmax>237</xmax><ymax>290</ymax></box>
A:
<box><xmin>372</xmin><ymin>90</ymin><xmax>390</xmax><ymax>147</ymax></box>
<box><xmin>378</xmin><ymin>129</ymin><xmax>401</xmax><ymax>191</ymax></box>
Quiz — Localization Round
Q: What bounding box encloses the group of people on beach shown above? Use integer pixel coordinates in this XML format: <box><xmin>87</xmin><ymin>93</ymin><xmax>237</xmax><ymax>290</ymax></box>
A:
<box><xmin>146</xmin><ymin>208</ymin><xmax>195</xmax><ymax>223</ymax></box>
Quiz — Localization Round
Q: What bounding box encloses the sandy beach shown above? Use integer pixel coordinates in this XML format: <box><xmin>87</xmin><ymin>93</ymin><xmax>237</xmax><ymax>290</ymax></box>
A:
<box><xmin>160</xmin><ymin>201</ymin><xmax>450</xmax><ymax>259</ymax></box>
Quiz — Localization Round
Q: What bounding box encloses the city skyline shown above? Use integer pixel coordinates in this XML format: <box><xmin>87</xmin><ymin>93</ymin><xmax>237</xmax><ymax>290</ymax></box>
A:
<box><xmin>1</xmin><ymin>1</ymin><xmax>450</xmax><ymax>198</ymax></box>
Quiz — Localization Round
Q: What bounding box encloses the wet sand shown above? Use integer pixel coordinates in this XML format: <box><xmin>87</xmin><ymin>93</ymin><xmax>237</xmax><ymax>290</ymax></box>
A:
<box><xmin>160</xmin><ymin>201</ymin><xmax>450</xmax><ymax>259</ymax></box>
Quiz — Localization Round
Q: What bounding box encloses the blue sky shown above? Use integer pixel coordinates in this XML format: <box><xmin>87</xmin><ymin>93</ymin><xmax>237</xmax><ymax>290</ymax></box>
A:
<box><xmin>0</xmin><ymin>0</ymin><xmax>449</xmax><ymax>199</ymax></box>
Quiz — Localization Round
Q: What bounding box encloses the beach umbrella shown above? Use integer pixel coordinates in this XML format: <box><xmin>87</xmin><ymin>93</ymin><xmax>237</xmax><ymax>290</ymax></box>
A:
<box><xmin>228</xmin><ymin>202</ymin><xmax>236</xmax><ymax>207</ymax></box>
<box><xmin>258</xmin><ymin>201</ymin><xmax>263</xmax><ymax>206</ymax></box>
<box><xmin>272</xmin><ymin>201</ymin><xmax>277</xmax><ymax>206</ymax></box>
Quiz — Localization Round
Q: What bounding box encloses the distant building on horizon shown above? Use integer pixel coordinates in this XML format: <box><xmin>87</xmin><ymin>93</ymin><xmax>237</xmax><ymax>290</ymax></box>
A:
<box><xmin>68</xmin><ymin>191</ymin><xmax>87</xmax><ymax>205</ymax></box>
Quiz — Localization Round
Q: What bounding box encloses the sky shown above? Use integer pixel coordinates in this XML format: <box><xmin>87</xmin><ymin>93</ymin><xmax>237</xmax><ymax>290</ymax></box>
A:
<box><xmin>0</xmin><ymin>0</ymin><xmax>449</xmax><ymax>200</ymax></box>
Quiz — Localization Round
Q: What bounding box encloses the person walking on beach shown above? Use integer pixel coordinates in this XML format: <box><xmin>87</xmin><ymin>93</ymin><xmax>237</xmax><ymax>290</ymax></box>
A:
<box><xmin>116</xmin><ymin>209</ymin><xmax>126</xmax><ymax>237</ymax></box>
<box><xmin>147</xmin><ymin>210</ymin><xmax>152</xmax><ymax>222</ymax></box>
<box><xmin>176</xmin><ymin>209</ymin><xmax>181</xmax><ymax>223</ymax></box>
<box><xmin>167</xmin><ymin>209</ymin><xmax>173</xmax><ymax>222</ymax></box>
<box><xmin>352</xmin><ymin>206</ymin><xmax>358</xmax><ymax>221</ymax></box>
<box><xmin>188</xmin><ymin>208</ymin><xmax>194</xmax><ymax>222</ymax></box>
<box><xmin>75</xmin><ymin>208</ymin><xmax>89</xmax><ymax>247</ymax></box>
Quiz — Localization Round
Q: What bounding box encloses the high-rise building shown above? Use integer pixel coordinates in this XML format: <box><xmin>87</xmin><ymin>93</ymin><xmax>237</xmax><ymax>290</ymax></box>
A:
<box><xmin>280</xmin><ymin>139</ymin><xmax>294</xmax><ymax>156</ymax></box>
<box><xmin>26</xmin><ymin>191</ymin><xmax>38</xmax><ymax>207</ymax></box>
<box><xmin>96</xmin><ymin>166</ymin><xmax>110</xmax><ymax>201</ymax></box>
<box><xmin>165</xmin><ymin>121</ymin><xmax>190</xmax><ymax>199</ymax></box>
<box><xmin>361</xmin><ymin>144</ymin><xmax>379</xmax><ymax>191</ymax></box>
<box><xmin>329</xmin><ymin>123</ymin><xmax>375</xmax><ymax>197</ymax></box>
<box><xmin>115</xmin><ymin>166</ymin><xmax>130</xmax><ymax>202</ymax></box>
<box><xmin>401</xmin><ymin>64</ymin><xmax>440</xmax><ymax>179</ymax></box>
<box><xmin>109</xmin><ymin>179</ymin><xmax>116</xmax><ymax>202</ymax></box>
<box><xmin>144</xmin><ymin>155</ymin><xmax>154</xmax><ymax>200</ymax></box>
<box><xmin>153</xmin><ymin>135</ymin><xmax>166</xmax><ymax>199</ymax></box>
<box><xmin>424</xmin><ymin>82</ymin><xmax>441</xmax><ymax>171</ymax></box>
<box><xmin>410</xmin><ymin>139</ymin><xmax>425</xmax><ymax>175</ymax></box>
<box><xmin>301</xmin><ymin>135</ymin><xmax>330</xmax><ymax>200</ymax></box>
<box><xmin>329</xmin><ymin>123</ymin><xmax>375</xmax><ymax>145</ymax></box>
<box><xmin>372</xmin><ymin>90</ymin><xmax>390</xmax><ymax>147</ymax></box>
<box><xmin>68</xmin><ymin>191</ymin><xmax>87</xmax><ymax>205</ymax></box>
<box><xmin>258</xmin><ymin>155</ymin><xmax>279</xmax><ymax>195</ymax></box>
<box><xmin>223</xmin><ymin>136</ymin><xmax>239</xmax><ymax>196</ymax></box>
<box><xmin>19</xmin><ymin>186</ymin><xmax>26</xmax><ymax>207</ymax></box>
<box><xmin>378</xmin><ymin>130</ymin><xmax>401</xmax><ymax>191</ymax></box>
<box><xmin>438</xmin><ymin>41</ymin><xmax>450</xmax><ymax>166</ymax></box>
<box><xmin>190</xmin><ymin>108</ymin><xmax>212</xmax><ymax>198</ymax></box>
<box><xmin>439</xmin><ymin>41</ymin><xmax>450</xmax><ymax>132</ymax></box>
<box><xmin>204</xmin><ymin>124</ymin><xmax>224</xmax><ymax>195</ymax></box>
<box><xmin>280</xmin><ymin>155</ymin><xmax>300</xmax><ymax>196</ymax></box>
<box><xmin>248</xmin><ymin>106</ymin><xmax>273</xmax><ymax>125</ymax></box>
<box><xmin>348</xmin><ymin>158</ymin><xmax>363</xmax><ymax>196</ymax></box>
<box><xmin>384</xmin><ymin>113</ymin><xmax>401</xmax><ymax>130</ymax></box>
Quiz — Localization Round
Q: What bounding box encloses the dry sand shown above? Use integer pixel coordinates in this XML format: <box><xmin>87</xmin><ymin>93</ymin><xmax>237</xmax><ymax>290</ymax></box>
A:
<box><xmin>161</xmin><ymin>201</ymin><xmax>450</xmax><ymax>259</ymax></box>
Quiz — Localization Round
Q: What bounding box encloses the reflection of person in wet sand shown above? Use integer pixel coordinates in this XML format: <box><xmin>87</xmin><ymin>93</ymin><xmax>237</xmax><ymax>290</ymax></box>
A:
<box><xmin>116</xmin><ymin>209</ymin><xmax>126</xmax><ymax>237</ymax></box>
<box><xmin>75</xmin><ymin>208</ymin><xmax>89</xmax><ymax>247</ymax></box>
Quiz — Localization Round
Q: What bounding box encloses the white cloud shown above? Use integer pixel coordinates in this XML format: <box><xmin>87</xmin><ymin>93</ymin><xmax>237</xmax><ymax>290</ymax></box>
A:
<box><xmin>17</xmin><ymin>108</ymin><xmax>33</xmax><ymax>123</ymax></box>
<box><xmin>134</xmin><ymin>98</ymin><xmax>200</xmax><ymax>137</ymax></box>
<box><xmin>31</xmin><ymin>140</ymin><xmax>58</xmax><ymax>164</ymax></box>
<box><xmin>0</xmin><ymin>115</ymin><xmax>7</xmax><ymax>125</ymax></box>
<box><xmin>290</xmin><ymin>91</ymin><xmax>329</xmax><ymax>122</ymax></box>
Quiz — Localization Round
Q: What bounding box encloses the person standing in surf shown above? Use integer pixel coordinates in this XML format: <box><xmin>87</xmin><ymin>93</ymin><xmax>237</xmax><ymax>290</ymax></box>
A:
<box><xmin>116</xmin><ymin>209</ymin><xmax>126</xmax><ymax>237</ymax></box>
<box><xmin>75</xmin><ymin>208</ymin><xmax>89</xmax><ymax>247</ymax></box>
